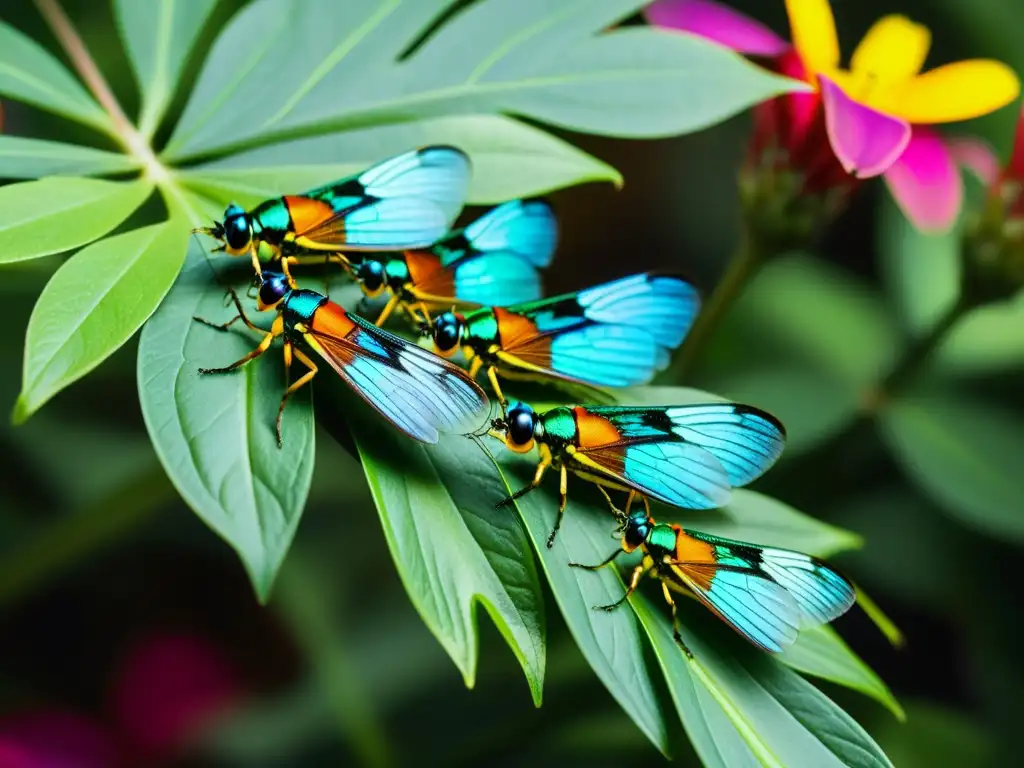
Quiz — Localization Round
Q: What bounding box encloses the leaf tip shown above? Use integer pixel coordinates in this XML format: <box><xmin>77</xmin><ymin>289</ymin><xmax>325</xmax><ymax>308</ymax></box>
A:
<box><xmin>11</xmin><ymin>395</ymin><xmax>34</xmax><ymax>426</ymax></box>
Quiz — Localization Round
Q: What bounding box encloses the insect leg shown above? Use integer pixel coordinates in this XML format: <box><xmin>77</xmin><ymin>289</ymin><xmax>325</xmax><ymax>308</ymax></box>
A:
<box><xmin>662</xmin><ymin>582</ymin><xmax>694</xmax><ymax>658</ymax></box>
<box><xmin>486</xmin><ymin>366</ymin><xmax>508</xmax><ymax>413</ymax></box>
<box><xmin>545</xmin><ymin>464</ymin><xmax>569</xmax><ymax>548</ymax></box>
<box><xmin>275</xmin><ymin>346</ymin><xmax>318</xmax><ymax>448</ymax></box>
<box><xmin>495</xmin><ymin>454</ymin><xmax>550</xmax><ymax>509</ymax></box>
<box><xmin>374</xmin><ymin>294</ymin><xmax>401</xmax><ymax>327</ymax></box>
<box><xmin>594</xmin><ymin>562</ymin><xmax>648</xmax><ymax>611</ymax></box>
<box><xmin>569</xmin><ymin>548</ymin><xmax>622</xmax><ymax>570</ymax></box>
<box><xmin>193</xmin><ymin>288</ymin><xmax>263</xmax><ymax>332</ymax></box>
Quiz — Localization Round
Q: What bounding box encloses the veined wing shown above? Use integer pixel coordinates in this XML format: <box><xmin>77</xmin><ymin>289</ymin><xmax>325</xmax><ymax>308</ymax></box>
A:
<box><xmin>292</xmin><ymin>146</ymin><xmax>471</xmax><ymax>251</ymax></box>
<box><xmin>588</xmin><ymin>403</ymin><xmax>786</xmax><ymax>487</ymax></box>
<box><xmin>303</xmin><ymin>312</ymin><xmax>488</xmax><ymax>443</ymax></box>
<box><xmin>444</xmin><ymin>199</ymin><xmax>557</xmax><ymax>268</ymax></box>
<box><xmin>667</xmin><ymin>528</ymin><xmax>854</xmax><ymax>650</ymax></box>
<box><xmin>496</xmin><ymin>273</ymin><xmax>700</xmax><ymax>387</ymax></box>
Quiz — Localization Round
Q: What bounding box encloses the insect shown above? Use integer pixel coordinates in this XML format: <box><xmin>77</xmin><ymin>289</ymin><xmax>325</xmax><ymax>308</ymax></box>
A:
<box><xmin>195</xmin><ymin>270</ymin><xmax>488</xmax><ymax>447</ymax></box>
<box><xmin>488</xmin><ymin>401</ymin><xmax>785</xmax><ymax>546</ymax></box>
<box><xmin>351</xmin><ymin>198</ymin><xmax>558</xmax><ymax>327</ymax></box>
<box><xmin>426</xmin><ymin>273</ymin><xmax>700</xmax><ymax>410</ymax></box>
<box><xmin>192</xmin><ymin>146</ymin><xmax>471</xmax><ymax>282</ymax></box>
<box><xmin>572</xmin><ymin>504</ymin><xmax>855</xmax><ymax>654</ymax></box>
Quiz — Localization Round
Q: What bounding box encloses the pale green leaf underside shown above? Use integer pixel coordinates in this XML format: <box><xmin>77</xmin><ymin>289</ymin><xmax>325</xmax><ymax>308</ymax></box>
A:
<box><xmin>114</xmin><ymin>0</ymin><xmax>219</xmax><ymax>136</ymax></box>
<box><xmin>16</xmin><ymin>221</ymin><xmax>189</xmax><ymax>423</ymax></box>
<box><xmin>879</xmin><ymin>387</ymin><xmax>1024</xmax><ymax>541</ymax></box>
<box><xmin>352</xmin><ymin>418</ymin><xmax>545</xmax><ymax>704</ymax></box>
<box><xmin>164</xmin><ymin>0</ymin><xmax>805</xmax><ymax>160</ymax></box>
<box><xmin>0</xmin><ymin>177</ymin><xmax>152</xmax><ymax>263</ymax></box>
<box><xmin>0</xmin><ymin>136</ymin><xmax>141</xmax><ymax>179</ymax></box>
<box><xmin>493</xmin><ymin>448</ymin><xmax>670</xmax><ymax>755</ymax></box>
<box><xmin>137</xmin><ymin>214</ymin><xmax>315</xmax><ymax>602</ymax></box>
<box><xmin>179</xmin><ymin>115</ymin><xmax>621</xmax><ymax>207</ymax></box>
<box><xmin>0</xmin><ymin>20</ymin><xmax>111</xmax><ymax>131</ymax></box>
<box><xmin>634</xmin><ymin>594</ymin><xmax>894</xmax><ymax>768</ymax></box>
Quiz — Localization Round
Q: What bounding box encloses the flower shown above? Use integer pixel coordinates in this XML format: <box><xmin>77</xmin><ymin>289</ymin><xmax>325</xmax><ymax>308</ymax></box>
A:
<box><xmin>646</xmin><ymin>0</ymin><xmax>1021</xmax><ymax>232</ymax></box>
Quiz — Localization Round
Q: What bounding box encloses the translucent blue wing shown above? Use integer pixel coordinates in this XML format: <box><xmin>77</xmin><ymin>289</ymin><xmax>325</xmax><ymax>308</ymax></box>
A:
<box><xmin>756</xmin><ymin>549</ymin><xmax>855</xmax><ymax>627</ymax></box>
<box><xmin>304</xmin><ymin>313</ymin><xmax>488</xmax><ymax>443</ymax></box>
<box><xmin>454</xmin><ymin>199</ymin><xmax>558</xmax><ymax>268</ymax></box>
<box><xmin>672</xmin><ymin>562</ymin><xmax>801</xmax><ymax>652</ymax></box>
<box><xmin>591</xmin><ymin>403</ymin><xmax>786</xmax><ymax>488</ymax></box>
<box><xmin>578</xmin><ymin>440</ymin><xmax>732</xmax><ymax>509</ymax></box>
<box><xmin>452</xmin><ymin>251</ymin><xmax>542</xmax><ymax>306</ymax></box>
<box><xmin>298</xmin><ymin>146</ymin><xmax>471</xmax><ymax>250</ymax></box>
<box><xmin>502</xmin><ymin>273</ymin><xmax>700</xmax><ymax>387</ymax></box>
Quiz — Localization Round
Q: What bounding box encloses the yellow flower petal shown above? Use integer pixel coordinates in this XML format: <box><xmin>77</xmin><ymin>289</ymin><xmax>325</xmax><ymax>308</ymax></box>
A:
<box><xmin>874</xmin><ymin>60</ymin><xmax>1021</xmax><ymax>124</ymax></box>
<box><xmin>850</xmin><ymin>15</ymin><xmax>930</xmax><ymax>87</ymax></box>
<box><xmin>785</xmin><ymin>0</ymin><xmax>840</xmax><ymax>77</ymax></box>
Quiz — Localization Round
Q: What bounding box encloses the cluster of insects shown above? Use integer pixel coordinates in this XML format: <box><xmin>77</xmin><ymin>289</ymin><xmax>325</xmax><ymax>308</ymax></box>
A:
<box><xmin>195</xmin><ymin>146</ymin><xmax>855</xmax><ymax>655</ymax></box>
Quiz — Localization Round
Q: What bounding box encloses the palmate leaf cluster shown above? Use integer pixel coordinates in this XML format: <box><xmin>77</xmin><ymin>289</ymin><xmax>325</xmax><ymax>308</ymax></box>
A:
<box><xmin>0</xmin><ymin>0</ymin><xmax>900</xmax><ymax>763</ymax></box>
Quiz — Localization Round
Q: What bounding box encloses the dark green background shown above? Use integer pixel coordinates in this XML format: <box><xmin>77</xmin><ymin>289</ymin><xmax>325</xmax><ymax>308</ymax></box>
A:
<box><xmin>1</xmin><ymin>0</ymin><xmax>1020</xmax><ymax>765</ymax></box>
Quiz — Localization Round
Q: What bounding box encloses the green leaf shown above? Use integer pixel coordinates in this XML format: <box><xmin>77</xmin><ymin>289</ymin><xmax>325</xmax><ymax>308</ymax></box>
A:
<box><xmin>634</xmin><ymin>594</ymin><xmax>893</xmax><ymax>768</ymax></box>
<box><xmin>931</xmin><ymin>295</ymin><xmax>1024</xmax><ymax>374</ymax></box>
<box><xmin>351</xmin><ymin>417</ymin><xmax>545</xmax><ymax>704</ymax></box>
<box><xmin>705</xmin><ymin>255</ymin><xmax>899</xmax><ymax>456</ymax></box>
<box><xmin>114</xmin><ymin>0</ymin><xmax>219</xmax><ymax>137</ymax></box>
<box><xmin>0</xmin><ymin>177</ymin><xmax>152</xmax><ymax>264</ymax></box>
<box><xmin>179</xmin><ymin>114</ymin><xmax>621</xmax><ymax>207</ymax></box>
<box><xmin>0</xmin><ymin>21</ymin><xmax>111</xmax><ymax>132</ymax></box>
<box><xmin>137</xmin><ymin>202</ymin><xmax>314</xmax><ymax>600</ymax></box>
<box><xmin>879</xmin><ymin>386</ymin><xmax>1024</xmax><ymax>541</ymax></box>
<box><xmin>0</xmin><ymin>136</ymin><xmax>140</xmax><ymax>179</ymax></box>
<box><xmin>15</xmin><ymin>222</ymin><xmax>188</xmax><ymax>422</ymax></box>
<box><xmin>672</xmin><ymin>489</ymin><xmax>862</xmax><ymax>560</ymax></box>
<box><xmin>780</xmin><ymin>626</ymin><xmax>904</xmax><ymax>720</ymax></box>
<box><xmin>164</xmin><ymin>0</ymin><xmax>805</xmax><ymax>160</ymax></box>
<box><xmin>493</xmin><ymin>449</ymin><xmax>669</xmax><ymax>754</ymax></box>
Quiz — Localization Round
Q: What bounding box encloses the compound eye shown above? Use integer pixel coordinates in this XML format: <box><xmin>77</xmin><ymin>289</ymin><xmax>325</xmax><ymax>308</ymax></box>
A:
<box><xmin>505</xmin><ymin>404</ymin><xmax>536</xmax><ymax>452</ymax></box>
<box><xmin>224</xmin><ymin>214</ymin><xmax>252</xmax><ymax>252</ymax></box>
<box><xmin>359</xmin><ymin>261</ymin><xmax>386</xmax><ymax>297</ymax></box>
<box><xmin>258</xmin><ymin>272</ymin><xmax>289</xmax><ymax>308</ymax></box>
<box><xmin>431</xmin><ymin>312</ymin><xmax>462</xmax><ymax>355</ymax></box>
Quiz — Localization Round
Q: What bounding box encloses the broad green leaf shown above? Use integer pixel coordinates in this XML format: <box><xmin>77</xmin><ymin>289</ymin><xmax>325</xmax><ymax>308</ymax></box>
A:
<box><xmin>631</xmin><ymin>594</ymin><xmax>759</xmax><ymax>768</ymax></box>
<box><xmin>780</xmin><ymin>626</ymin><xmax>904</xmax><ymax>720</ymax></box>
<box><xmin>179</xmin><ymin>114</ymin><xmax>621</xmax><ymax>207</ymax></box>
<box><xmin>114</xmin><ymin>0</ymin><xmax>219</xmax><ymax>137</ymax></box>
<box><xmin>15</xmin><ymin>222</ymin><xmax>188</xmax><ymax>422</ymax></box>
<box><xmin>671</xmin><ymin>490</ymin><xmax>863</xmax><ymax>560</ymax></box>
<box><xmin>137</xmin><ymin>192</ymin><xmax>314</xmax><ymax>600</ymax></box>
<box><xmin>705</xmin><ymin>255</ymin><xmax>899</xmax><ymax>456</ymax></box>
<box><xmin>351</xmin><ymin>416</ymin><xmax>545</xmax><ymax>704</ymax></box>
<box><xmin>164</xmin><ymin>0</ymin><xmax>805</xmax><ymax>160</ymax></box>
<box><xmin>879</xmin><ymin>386</ymin><xmax>1024</xmax><ymax>541</ymax></box>
<box><xmin>931</xmin><ymin>295</ymin><xmax>1024</xmax><ymax>374</ymax></box>
<box><xmin>634</xmin><ymin>594</ymin><xmax>893</xmax><ymax>768</ymax></box>
<box><xmin>0</xmin><ymin>21</ymin><xmax>111</xmax><ymax>132</ymax></box>
<box><xmin>0</xmin><ymin>136</ymin><xmax>140</xmax><ymax>179</ymax></box>
<box><xmin>492</xmin><ymin>448</ymin><xmax>669</xmax><ymax>753</ymax></box>
<box><xmin>0</xmin><ymin>177</ymin><xmax>152</xmax><ymax>264</ymax></box>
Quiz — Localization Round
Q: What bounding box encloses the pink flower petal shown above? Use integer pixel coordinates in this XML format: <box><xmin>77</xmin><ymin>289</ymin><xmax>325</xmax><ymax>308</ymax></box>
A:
<box><xmin>948</xmin><ymin>136</ymin><xmax>1001</xmax><ymax>187</ymax></box>
<box><xmin>819</xmin><ymin>73</ymin><xmax>911</xmax><ymax>178</ymax></box>
<box><xmin>644</xmin><ymin>0</ymin><xmax>789</xmax><ymax>56</ymax></box>
<box><xmin>884</xmin><ymin>126</ymin><xmax>962</xmax><ymax>232</ymax></box>
<box><xmin>111</xmin><ymin>633</ymin><xmax>239</xmax><ymax>759</ymax></box>
<box><xmin>0</xmin><ymin>711</ymin><xmax>115</xmax><ymax>768</ymax></box>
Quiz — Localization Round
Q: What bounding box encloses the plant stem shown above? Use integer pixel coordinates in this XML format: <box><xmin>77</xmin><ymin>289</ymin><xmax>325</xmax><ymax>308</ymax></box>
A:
<box><xmin>671</xmin><ymin>227</ymin><xmax>763</xmax><ymax>379</ymax></box>
<box><xmin>33</xmin><ymin>0</ymin><xmax>166</xmax><ymax>180</ymax></box>
<box><xmin>861</xmin><ymin>293</ymin><xmax>974</xmax><ymax>413</ymax></box>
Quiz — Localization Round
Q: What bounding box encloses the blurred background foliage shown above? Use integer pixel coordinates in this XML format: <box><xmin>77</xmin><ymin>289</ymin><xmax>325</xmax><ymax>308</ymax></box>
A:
<box><xmin>0</xmin><ymin>0</ymin><xmax>1022</xmax><ymax>765</ymax></box>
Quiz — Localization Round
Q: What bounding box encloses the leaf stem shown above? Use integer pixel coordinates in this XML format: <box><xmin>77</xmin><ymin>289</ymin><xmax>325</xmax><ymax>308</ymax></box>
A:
<box><xmin>33</xmin><ymin>0</ymin><xmax>167</xmax><ymax>182</ymax></box>
<box><xmin>860</xmin><ymin>292</ymin><xmax>973</xmax><ymax>413</ymax></box>
<box><xmin>671</xmin><ymin>226</ymin><xmax>763</xmax><ymax>379</ymax></box>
